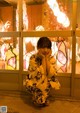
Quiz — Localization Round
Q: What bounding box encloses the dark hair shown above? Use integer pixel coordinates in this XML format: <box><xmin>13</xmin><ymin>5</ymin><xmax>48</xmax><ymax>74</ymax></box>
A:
<box><xmin>37</xmin><ymin>37</ymin><xmax>52</xmax><ymax>49</ymax></box>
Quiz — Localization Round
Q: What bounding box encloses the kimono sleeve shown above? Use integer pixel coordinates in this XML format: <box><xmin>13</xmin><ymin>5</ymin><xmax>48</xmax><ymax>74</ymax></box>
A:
<box><xmin>27</xmin><ymin>54</ymin><xmax>45</xmax><ymax>84</ymax></box>
<box><xmin>48</xmin><ymin>56</ymin><xmax>57</xmax><ymax>78</ymax></box>
<box><xmin>48</xmin><ymin>56</ymin><xmax>61</xmax><ymax>89</ymax></box>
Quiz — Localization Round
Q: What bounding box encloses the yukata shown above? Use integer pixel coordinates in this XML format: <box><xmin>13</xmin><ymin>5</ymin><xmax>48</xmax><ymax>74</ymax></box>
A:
<box><xmin>23</xmin><ymin>53</ymin><xmax>60</xmax><ymax>105</ymax></box>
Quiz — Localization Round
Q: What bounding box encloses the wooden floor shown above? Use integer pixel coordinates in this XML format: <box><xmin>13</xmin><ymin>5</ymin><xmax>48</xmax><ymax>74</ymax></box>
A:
<box><xmin>0</xmin><ymin>91</ymin><xmax>80</xmax><ymax>113</ymax></box>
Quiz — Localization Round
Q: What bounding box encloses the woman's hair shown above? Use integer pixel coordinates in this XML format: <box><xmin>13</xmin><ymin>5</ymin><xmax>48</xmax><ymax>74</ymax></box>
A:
<box><xmin>37</xmin><ymin>37</ymin><xmax>52</xmax><ymax>49</ymax></box>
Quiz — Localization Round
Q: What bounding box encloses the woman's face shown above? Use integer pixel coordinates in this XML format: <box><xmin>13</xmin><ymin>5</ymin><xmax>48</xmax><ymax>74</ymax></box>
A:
<box><xmin>38</xmin><ymin>48</ymin><xmax>51</xmax><ymax>56</ymax></box>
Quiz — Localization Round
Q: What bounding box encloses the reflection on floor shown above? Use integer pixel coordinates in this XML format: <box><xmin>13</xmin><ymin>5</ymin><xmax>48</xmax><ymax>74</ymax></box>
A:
<box><xmin>0</xmin><ymin>91</ymin><xmax>80</xmax><ymax>113</ymax></box>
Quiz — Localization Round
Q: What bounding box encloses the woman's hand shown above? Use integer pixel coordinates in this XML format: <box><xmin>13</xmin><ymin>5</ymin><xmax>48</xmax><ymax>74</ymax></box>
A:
<box><xmin>37</xmin><ymin>48</ymin><xmax>52</xmax><ymax>76</ymax></box>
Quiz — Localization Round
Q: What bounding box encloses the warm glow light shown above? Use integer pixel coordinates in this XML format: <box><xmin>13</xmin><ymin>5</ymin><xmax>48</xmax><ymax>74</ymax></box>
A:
<box><xmin>47</xmin><ymin>0</ymin><xmax>70</xmax><ymax>27</ymax></box>
<box><xmin>63</xmin><ymin>17</ymin><xmax>70</xmax><ymax>27</ymax></box>
<box><xmin>57</xmin><ymin>12</ymin><xmax>66</xmax><ymax>23</ymax></box>
<box><xmin>0</xmin><ymin>20</ymin><xmax>11</xmax><ymax>32</ymax></box>
<box><xmin>16</xmin><ymin>0</ymin><xmax>28</xmax><ymax>31</ymax></box>
<box><xmin>47</xmin><ymin>0</ymin><xmax>57</xmax><ymax>7</ymax></box>
<box><xmin>23</xmin><ymin>0</ymin><xmax>28</xmax><ymax>31</ymax></box>
<box><xmin>53</xmin><ymin>8</ymin><xmax>60</xmax><ymax>16</ymax></box>
<box><xmin>57</xmin><ymin>12</ymin><xmax>70</xmax><ymax>27</ymax></box>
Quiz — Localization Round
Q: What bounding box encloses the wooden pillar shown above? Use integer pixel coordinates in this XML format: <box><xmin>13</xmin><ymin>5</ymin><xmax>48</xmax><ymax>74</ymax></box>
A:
<box><xmin>71</xmin><ymin>0</ymin><xmax>77</xmax><ymax>97</ymax></box>
<box><xmin>18</xmin><ymin>0</ymin><xmax>23</xmax><ymax>90</ymax></box>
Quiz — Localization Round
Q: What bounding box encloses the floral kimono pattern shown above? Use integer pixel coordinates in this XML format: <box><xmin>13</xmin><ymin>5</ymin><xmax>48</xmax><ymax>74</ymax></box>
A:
<box><xmin>23</xmin><ymin>53</ymin><xmax>60</xmax><ymax>105</ymax></box>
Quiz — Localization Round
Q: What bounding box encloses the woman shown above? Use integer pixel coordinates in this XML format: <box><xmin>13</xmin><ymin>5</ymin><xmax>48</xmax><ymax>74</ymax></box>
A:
<box><xmin>23</xmin><ymin>37</ymin><xmax>60</xmax><ymax>106</ymax></box>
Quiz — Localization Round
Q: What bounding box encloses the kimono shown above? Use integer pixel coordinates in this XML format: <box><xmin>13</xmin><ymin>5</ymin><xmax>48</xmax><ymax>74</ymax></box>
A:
<box><xmin>23</xmin><ymin>53</ymin><xmax>60</xmax><ymax>105</ymax></box>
